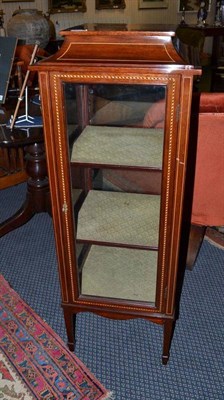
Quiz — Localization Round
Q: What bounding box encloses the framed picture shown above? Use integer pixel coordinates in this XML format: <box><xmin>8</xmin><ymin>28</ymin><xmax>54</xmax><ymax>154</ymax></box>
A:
<box><xmin>2</xmin><ymin>0</ymin><xmax>34</xmax><ymax>2</ymax></box>
<box><xmin>138</xmin><ymin>0</ymin><xmax>168</xmax><ymax>9</ymax></box>
<box><xmin>96</xmin><ymin>0</ymin><xmax>126</xmax><ymax>9</ymax></box>
<box><xmin>48</xmin><ymin>0</ymin><xmax>86</xmax><ymax>13</ymax></box>
<box><xmin>178</xmin><ymin>0</ymin><xmax>211</xmax><ymax>12</ymax></box>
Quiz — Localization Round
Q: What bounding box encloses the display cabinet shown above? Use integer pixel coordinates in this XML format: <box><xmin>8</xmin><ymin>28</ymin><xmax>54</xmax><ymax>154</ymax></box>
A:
<box><xmin>32</xmin><ymin>24</ymin><xmax>200</xmax><ymax>364</ymax></box>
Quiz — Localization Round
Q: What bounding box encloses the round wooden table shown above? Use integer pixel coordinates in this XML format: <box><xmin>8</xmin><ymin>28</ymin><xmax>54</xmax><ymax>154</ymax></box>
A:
<box><xmin>0</xmin><ymin>126</ymin><xmax>51</xmax><ymax>237</ymax></box>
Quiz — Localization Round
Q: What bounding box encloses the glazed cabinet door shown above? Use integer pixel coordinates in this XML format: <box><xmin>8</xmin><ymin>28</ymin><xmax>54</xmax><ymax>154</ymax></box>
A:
<box><xmin>41</xmin><ymin>70</ymin><xmax>182</xmax><ymax>317</ymax></box>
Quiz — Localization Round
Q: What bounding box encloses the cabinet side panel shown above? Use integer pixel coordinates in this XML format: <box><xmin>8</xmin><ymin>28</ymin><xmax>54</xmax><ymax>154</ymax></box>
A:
<box><xmin>165</xmin><ymin>75</ymin><xmax>194</xmax><ymax>315</ymax></box>
<box><xmin>39</xmin><ymin>72</ymin><xmax>79</xmax><ymax>303</ymax></box>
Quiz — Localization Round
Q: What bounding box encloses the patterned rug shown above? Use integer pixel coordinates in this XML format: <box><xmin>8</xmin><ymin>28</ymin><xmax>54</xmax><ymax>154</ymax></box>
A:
<box><xmin>0</xmin><ymin>274</ymin><xmax>112</xmax><ymax>400</ymax></box>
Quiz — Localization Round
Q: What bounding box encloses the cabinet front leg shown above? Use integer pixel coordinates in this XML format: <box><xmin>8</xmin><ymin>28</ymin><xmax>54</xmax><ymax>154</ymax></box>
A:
<box><xmin>63</xmin><ymin>307</ymin><xmax>76</xmax><ymax>352</ymax></box>
<box><xmin>162</xmin><ymin>318</ymin><xmax>175</xmax><ymax>365</ymax></box>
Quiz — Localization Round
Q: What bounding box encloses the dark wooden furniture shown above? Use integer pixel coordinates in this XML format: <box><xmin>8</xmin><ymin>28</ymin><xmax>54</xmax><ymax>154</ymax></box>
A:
<box><xmin>0</xmin><ymin>125</ymin><xmax>28</xmax><ymax>190</ymax></box>
<box><xmin>32</xmin><ymin>24</ymin><xmax>200</xmax><ymax>364</ymax></box>
<box><xmin>179</xmin><ymin>25</ymin><xmax>224</xmax><ymax>63</ymax></box>
<box><xmin>177</xmin><ymin>25</ymin><xmax>224</xmax><ymax>90</ymax></box>
<box><xmin>0</xmin><ymin>127</ymin><xmax>51</xmax><ymax>237</ymax></box>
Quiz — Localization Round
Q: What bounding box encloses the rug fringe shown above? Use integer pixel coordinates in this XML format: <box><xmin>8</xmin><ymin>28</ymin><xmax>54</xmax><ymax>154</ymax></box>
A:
<box><xmin>103</xmin><ymin>391</ymin><xmax>115</xmax><ymax>399</ymax></box>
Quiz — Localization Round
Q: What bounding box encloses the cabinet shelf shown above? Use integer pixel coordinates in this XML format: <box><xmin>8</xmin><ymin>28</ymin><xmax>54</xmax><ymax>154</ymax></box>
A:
<box><xmin>81</xmin><ymin>245</ymin><xmax>157</xmax><ymax>302</ymax></box>
<box><xmin>71</xmin><ymin>125</ymin><xmax>164</xmax><ymax>169</ymax></box>
<box><xmin>76</xmin><ymin>190</ymin><xmax>160</xmax><ymax>249</ymax></box>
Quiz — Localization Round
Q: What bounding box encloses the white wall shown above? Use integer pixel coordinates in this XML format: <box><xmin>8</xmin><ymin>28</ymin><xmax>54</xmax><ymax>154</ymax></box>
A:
<box><xmin>0</xmin><ymin>0</ymin><xmax>216</xmax><ymax>51</ymax></box>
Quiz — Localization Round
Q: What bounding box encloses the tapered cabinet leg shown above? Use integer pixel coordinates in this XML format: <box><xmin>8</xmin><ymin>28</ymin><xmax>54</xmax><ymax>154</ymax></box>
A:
<box><xmin>63</xmin><ymin>307</ymin><xmax>76</xmax><ymax>352</ymax></box>
<box><xmin>162</xmin><ymin>319</ymin><xmax>175</xmax><ymax>365</ymax></box>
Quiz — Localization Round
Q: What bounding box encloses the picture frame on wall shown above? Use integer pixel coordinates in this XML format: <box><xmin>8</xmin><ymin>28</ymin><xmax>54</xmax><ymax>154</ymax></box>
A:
<box><xmin>96</xmin><ymin>0</ymin><xmax>126</xmax><ymax>9</ymax></box>
<box><xmin>2</xmin><ymin>0</ymin><xmax>34</xmax><ymax>2</ymax></box>
<box><xmin>48</xmin><ymin>0</ymin><xmax>86</xmax><ymax>14</ymax></box>
<box><xmin>138</xmin><ymin>0</ymin><xmax>168</xmax><ymax>9</ymax></box>
<box><xmin>178</xmin><ymin>0</ymin><xmax>211</xmax><ymax>12</ymax></box>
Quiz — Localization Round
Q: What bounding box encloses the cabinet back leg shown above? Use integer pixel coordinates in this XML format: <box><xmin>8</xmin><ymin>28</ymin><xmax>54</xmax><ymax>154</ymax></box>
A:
<box><xmin>162</xmin><ymin>318</ymin><xmax>175</xmax><ymax>365</ymax></box>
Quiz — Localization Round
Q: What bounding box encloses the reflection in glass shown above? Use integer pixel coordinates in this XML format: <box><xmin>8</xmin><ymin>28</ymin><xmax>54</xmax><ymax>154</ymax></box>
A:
<box><xmin>64</xmin><ymin>83</ymin><xmax>166</xmax><ymax>303</ymax></box>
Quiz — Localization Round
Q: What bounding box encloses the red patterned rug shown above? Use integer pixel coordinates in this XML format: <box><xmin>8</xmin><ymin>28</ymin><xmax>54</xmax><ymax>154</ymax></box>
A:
<box><xmin>0</xmin><ymin>274</ymin><xmax>112</xmax><ymax>399</ymax></box>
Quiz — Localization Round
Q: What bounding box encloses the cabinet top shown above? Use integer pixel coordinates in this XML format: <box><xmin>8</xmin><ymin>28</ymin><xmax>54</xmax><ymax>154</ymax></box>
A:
<box><xmin>32</xmin><ymin>24</ymin><xmax>200</xmax><ymax>74</ymax></box>
<box><xmin>62</xmin><ymin>23</ymin><xmax>177</xmax><ymax>35</ymax></box>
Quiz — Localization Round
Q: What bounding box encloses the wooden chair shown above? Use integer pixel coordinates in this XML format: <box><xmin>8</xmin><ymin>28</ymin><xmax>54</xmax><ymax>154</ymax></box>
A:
<box><xmin>9</xmin><ymin>60</ymin><xmax>24</xmax><ymax>92</ymax></box>
<box><xmin>1</xmin><ymin>54</ymin><xmax>27</xmax><ymax>191</ymax></box>
<box><xmin>0</xmin><ymin>142</ymin><xmax>27</xmax><ymax>190</ymax></box>
<box><xmin>0</xmin><ymin>107</ymin><xmax>28</xmax><ymax>190</ymax></box>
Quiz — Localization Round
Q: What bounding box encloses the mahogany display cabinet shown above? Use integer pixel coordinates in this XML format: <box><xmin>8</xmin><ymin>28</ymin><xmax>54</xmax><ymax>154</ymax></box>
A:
<box><xmin>32</xmin><ymin>24</ymin><xmax>200</xmax><ymax>364</ymax></box>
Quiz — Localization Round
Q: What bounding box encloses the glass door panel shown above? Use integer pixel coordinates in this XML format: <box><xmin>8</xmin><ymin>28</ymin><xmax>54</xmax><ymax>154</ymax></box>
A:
<box><xmin>64</xmin><ymin>82</ymin><xmax>166</xmax><ymax>304</ymax></box>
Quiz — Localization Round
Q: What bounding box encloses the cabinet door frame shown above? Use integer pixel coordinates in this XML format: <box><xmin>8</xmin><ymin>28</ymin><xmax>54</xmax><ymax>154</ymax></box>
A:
<box><xmin>39</xmin><ymin>67</ymin><xmax>192</xmax><ymax>319</ymax></box>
